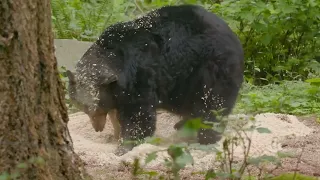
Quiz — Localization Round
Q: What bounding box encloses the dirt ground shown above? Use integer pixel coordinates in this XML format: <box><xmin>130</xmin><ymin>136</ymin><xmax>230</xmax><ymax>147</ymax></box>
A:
<box><xmin>271</xmin><ymin>116</ymin><xmax>320</xmax><ymax>177</ymax></box>
<box><xmin>67</xmin><ymin>111</ymin><xmax>320</xmax><ymax>180</ymax></box>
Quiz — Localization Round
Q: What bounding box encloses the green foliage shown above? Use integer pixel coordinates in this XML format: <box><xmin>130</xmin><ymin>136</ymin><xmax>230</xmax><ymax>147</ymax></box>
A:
<box><xmin>51</xmin><ymin>0</ymin><xmax>136</xmax><ymax>41</ymax></box>
<box><xmin>213</xmin><ymin>0</ymin><xmax>320</xmax><ymax>84</ymax></box>
<box><xmin>234</xmin><ymin>80</ymin><xmax>320</xmax><ymax>117</ymax></box>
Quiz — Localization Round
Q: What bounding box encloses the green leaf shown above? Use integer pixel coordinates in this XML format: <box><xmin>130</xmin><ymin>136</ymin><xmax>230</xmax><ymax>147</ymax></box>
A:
<box><xmin>276</xmin><ymin>151</ymin><xmax>295</xmax><ymax>158</ymax></box>
<box><xmin>145</xmin><ymin>152</ymin><xmax>157</xmax><ymax>165</ymax></box>
<box><xmin>290</xmin><ymin>102</ymin><xmax>302</xmax><ymax>108</ymax></box>
<box><xmin>216</xmin><ymin>172</ymin><xmax>232</xmax><ymax>178</ymax></box>
<box><xmin>248</xmin><ymin>155</ymin><xmax>278</xmax><ymax>166</ymax></box>
<box><xmin>140</xmin><ymin>170</ymin><xmax>158</xmax><ymax>176</ymax></box>
<box><xmin>256</xmin><ymin>127</ymin><xmax>272</xmax><ymax>133</ymax></box>
<box><xmin>189</xmin><ymin>143</ymin><xmax>218</xmax><ymax>152</ymax></box>
<box><xmin>306</xmin><ymin>78</ymin><xmax>320</xmax><ymax>86</ymax></box>
<box><xmin>175</xmin><ymin>151</ymin><xmax>194</xmax><ymax>169</ymax></box>
<box><xmin>248</xmin><ymin>157</ymin><xmax>261</xmax><ymax>166</ymax></box>
<box><xmin>167</xmin><ymin>145</ymin><xmax>184</xmax><ymax>159</ymax></box>
<box><xmin>282</xmin><ymin>6</ymin><xmax>296</xmax><ymax>14</ymax></box>
<box><xmin>205</xmin><ymin>170</ymin><xmax>216</xmax><ymax>180</ymax></box>
<box><xmin>239</xmin><ymin>11</ymin><xmax>255</xmax><ymax>22</ymax></box>
<box><xmin>179</xmin><ymin>118</ymin><xmax>211</xmax><ymax>137</ymax></box>
<box><xmin>259</xmin><ymin>155</ymin><xmax>278</xmax><ymax>162</ymax></box>
<box><xmin>261</xmin><ymin>34</ymin><xmax>272</xmax><ymax>45</ymax></box>
<box><xmin>145</xmin><ymin>137</ymin><xmax>162</xmax><ymax>145</ymax></box>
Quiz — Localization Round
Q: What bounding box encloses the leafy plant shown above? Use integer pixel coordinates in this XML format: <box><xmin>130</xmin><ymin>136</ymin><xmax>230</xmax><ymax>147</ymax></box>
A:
<box><xmin>212</xmin><ymin>0</ymin><xmax>320</xmax><ymax>84</ymax></box>
<box><xmin>51</xmin><ymin>0</ymin><xmax>136</xmax><ymax>41</ymax></box>
<box><xmin>234</xmin><ymin>80</ymin><xmax>320</xmax><ymax>117</ymax></box>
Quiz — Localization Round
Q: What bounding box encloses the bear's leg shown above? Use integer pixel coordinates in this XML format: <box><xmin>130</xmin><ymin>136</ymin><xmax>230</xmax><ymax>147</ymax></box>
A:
<box><xmin>175</xmin><ymin>87</ymin><xmax>236</xmax><ymax>145</ymax></box>
<box><xmin>174</xmin><ymin>112</ymin><xmax>225</xmax><ymax>144</ymax></box>
<box><xmin>107</xmin><ymin>109</ymin><xmax>121</xmax><ymax>140</ymax></box>
<box><xmin>115</xmin><ymin>103</ymin><xmax>157</xmax><ymax>156</ymax></box>
<box><xmin>197</xmin><ymin>113</ymin><xmax>226</xmax><ymax>145</ymax></box>
<box><xmin>196</xmin><ymin>87</ymin><xmax>239</xmax><ymax>145</ymax></box>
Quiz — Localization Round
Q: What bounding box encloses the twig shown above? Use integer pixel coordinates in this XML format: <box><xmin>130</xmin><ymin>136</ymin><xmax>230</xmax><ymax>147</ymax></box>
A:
<box><xmin>134</xmin><ymin>0</ymin><xmax>144</xmax><ymax>13</ymax></box>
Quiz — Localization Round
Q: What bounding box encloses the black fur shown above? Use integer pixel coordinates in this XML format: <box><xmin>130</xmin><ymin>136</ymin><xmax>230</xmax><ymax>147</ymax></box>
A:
<box><xmin>74</xmin><ymin>4</ymin><xmax>244</xmax><ymax>155</ymax></box>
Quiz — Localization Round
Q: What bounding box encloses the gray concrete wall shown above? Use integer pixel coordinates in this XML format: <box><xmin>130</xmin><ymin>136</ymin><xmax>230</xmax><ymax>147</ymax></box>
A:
<box><xmin>54</xmin><ymin>39</ymin><xmax>93</xmax><ymax>71</ymax></box>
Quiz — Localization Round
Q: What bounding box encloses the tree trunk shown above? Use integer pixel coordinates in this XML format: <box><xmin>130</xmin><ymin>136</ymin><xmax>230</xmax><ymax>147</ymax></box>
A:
<box><xmin>0</xmin><ymin>1</ymin><xmax>91</xmax><ymax>179</ymax></box>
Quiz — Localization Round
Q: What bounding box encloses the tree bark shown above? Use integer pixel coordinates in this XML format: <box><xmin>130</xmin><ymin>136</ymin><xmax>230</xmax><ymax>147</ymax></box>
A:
<box><xmin>0</xmin><ymin>1</ymin><xmax>91</xmax><ymax>179</ymax></box>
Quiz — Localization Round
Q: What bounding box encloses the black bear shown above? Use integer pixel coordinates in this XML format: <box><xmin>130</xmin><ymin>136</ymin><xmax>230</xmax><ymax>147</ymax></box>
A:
<box><xmin>66</xmin><ymin>71</ymin><xmax>121</xmax><ymax>140</ymax></box>
<box><xmin>66</xmin><ymin>4</ymin><xmax>244</xmax><ymax>156</ymax></box>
